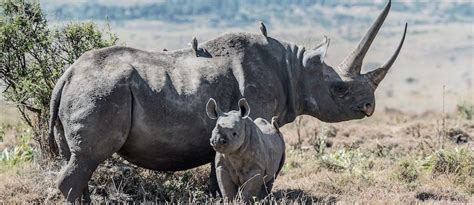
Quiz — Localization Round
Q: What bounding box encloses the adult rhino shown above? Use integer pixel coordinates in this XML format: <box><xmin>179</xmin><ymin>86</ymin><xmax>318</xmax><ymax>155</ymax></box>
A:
<box><xmin>48</xmin><ymin>0</ymin><xmax>406</xmax><ymax>202</ymax></box>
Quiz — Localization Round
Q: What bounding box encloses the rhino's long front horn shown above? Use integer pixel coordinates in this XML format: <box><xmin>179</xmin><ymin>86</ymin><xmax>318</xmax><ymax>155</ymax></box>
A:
<box><xmin>338</xmin><ymin>0</ymin><xmax>392</xmax><ymax>75</ymax></box>
<box><xmin>365</xmin><ymin>23</ymin><xmax>407</xmax><ymax>87</ymax></box>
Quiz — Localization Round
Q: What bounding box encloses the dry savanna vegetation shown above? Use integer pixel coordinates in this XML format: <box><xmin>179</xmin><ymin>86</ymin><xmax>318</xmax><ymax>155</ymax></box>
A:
<box><xmin>1</xmin><ymin>105</ymin><xmax>473</xmax><ymax>203</ymax></box>
<box><xmin>0</xmin><ymin>0</ymin><xmax>473</xmax><ymax>204</ymax></box>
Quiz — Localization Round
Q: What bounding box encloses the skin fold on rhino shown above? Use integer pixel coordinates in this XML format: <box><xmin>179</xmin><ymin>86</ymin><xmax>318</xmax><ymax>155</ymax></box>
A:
<box><xmin>48</xmin><ymin>0</ymin><xmax>406</xmax><ymax>202</ymax></box>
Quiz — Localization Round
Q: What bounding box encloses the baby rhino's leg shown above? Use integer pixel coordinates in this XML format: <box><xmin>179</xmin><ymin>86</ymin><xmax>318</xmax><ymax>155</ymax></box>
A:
<box><xmin>216</xmin><ymin>163</ymin><xmax>238</xmax><ymax>200</ymax></box>
<box><xmin>239</xmin><ymin>170</ymin><xmax>265</xmax><ymax>202</ymax></box>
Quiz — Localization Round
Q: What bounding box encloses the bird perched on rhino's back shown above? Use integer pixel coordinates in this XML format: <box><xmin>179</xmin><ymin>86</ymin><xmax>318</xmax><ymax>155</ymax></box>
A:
<box><xmin>191</xmin><ymin>36</ymin><xmax>198</xmax><ymax>56</ymax></box>
<box><xmin>206</xmin><ymin>98</ymin><xmax>285</xmax><ymax>201</ymax></box>
<box><xmin>48</xmin><ymin>1</ymin><xmax>406</xmax><ymax>202</ymax></box>
<box><xmin>259</xmin><ymin>21</ymin><xmax>267</xmax><ymax>37</ymax></box>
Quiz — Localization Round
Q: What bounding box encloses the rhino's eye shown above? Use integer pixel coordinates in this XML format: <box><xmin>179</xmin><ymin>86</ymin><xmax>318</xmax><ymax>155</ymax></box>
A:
<box><xmin>232</xmin><ymin>132</ymin><xmax>237</xmax><ymax>136</ymax></box>
<box><xmin>331</xmin><ymin>82</ymin><xmax>349</xmax><ymax>97</ymax></box>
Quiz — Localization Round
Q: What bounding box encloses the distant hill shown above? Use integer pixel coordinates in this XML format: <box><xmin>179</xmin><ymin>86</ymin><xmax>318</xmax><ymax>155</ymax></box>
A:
<box><xmin>40</xmin><ymin>0</ymin><xmax>473</xmax><ymax>27</ymax></box>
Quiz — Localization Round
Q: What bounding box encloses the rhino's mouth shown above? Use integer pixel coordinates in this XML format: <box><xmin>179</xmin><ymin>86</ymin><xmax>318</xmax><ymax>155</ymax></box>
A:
<box><xmin>210</xmin><ymin>142</ymin><xmax>226</xmax><ymax>153</ymax></box>
<box><xmin>211</xmin><ymin>145</ymin><xmax>227</xmax><ymax>154</ymax></box>
<box><xmin>362</xmin><ymin>111</ymin><xmax>372</xmax><ymax>117</ymax></box>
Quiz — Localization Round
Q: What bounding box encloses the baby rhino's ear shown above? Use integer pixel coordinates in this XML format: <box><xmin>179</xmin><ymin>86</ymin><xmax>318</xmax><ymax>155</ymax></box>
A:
<box><xmin>238</xmin><ymin>98</ymin><xmax>250</xmax><ymax>118</ymax></box>
<box><xmin>271</xmin><ymin>116</ymin><xmax>280</xmax><ymax>131</ymax></box>
<box><xmin>206</xmin><ymin>98</ymin><xmax>221</xmax><ymax>119</ymax></box>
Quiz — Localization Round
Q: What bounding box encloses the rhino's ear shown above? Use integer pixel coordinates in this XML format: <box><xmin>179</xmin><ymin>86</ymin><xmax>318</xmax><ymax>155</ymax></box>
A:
<box><xmin>302</xmin><ymin>36</ymin><xmax>330</xmax><ymax>67</ymax></box>
<box><xmin>238</xmin><ymin>98</ymin><xmax>250</xmax><ymax>118</ymax></box>
<box><xmin>206</xmin><ymin>98</ymin><xmax>221</xmax><ymax>119</ymax></box>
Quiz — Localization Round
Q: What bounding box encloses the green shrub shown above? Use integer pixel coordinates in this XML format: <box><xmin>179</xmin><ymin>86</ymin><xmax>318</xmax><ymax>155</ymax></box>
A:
<box><xmin>0</xmin><ymin>0</ymin><xmax>117</xmax><ymax>157</ymax></box>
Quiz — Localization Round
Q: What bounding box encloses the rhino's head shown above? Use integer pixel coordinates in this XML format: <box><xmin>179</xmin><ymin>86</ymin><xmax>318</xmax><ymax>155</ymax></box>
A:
<box><xmin>206</xmin><ymin>98</ymin><xmax>250</xmax><ymax>154</ymax></box>
<box><xmin>299</xmin><ymin>0</ymin><xmax>407</xmax><ymax>122</ymax></box>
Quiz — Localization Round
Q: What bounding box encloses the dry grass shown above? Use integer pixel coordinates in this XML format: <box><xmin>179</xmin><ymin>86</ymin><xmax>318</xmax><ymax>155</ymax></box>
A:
<box><xmin>0</xmin><ymin>108</ymin><xmax>473</xmax><ymax>203</ymax></box>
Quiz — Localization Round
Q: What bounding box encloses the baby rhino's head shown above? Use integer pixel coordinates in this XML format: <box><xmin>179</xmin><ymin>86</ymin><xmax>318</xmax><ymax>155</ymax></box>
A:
<box><xmin>206</xmin><ymin>98</ymin><xmax>250</xmax><ymax>154</ymax></box>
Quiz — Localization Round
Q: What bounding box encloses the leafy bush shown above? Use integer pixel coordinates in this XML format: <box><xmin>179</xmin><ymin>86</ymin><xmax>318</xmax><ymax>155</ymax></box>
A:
<box><xmin>0</xmin><ymin>0</ymin><xmax>117</xmax><ymax>157</ymax></box>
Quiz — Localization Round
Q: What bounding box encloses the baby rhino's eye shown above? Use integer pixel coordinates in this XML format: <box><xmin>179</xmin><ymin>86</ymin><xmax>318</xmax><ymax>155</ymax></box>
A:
<box><xmin>232</xmin><ymin>132</ymin><xmax>237</xmax><ymax>136</ymax></box>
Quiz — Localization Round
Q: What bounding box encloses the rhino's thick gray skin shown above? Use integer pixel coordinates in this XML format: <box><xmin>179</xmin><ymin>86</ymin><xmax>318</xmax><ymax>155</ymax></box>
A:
<box><xmin>207</xmin><ymin>98</ymin><xmax>285</xmax><ymax>201</ymax></box>
<box><xmin>48</xmin><ymin>0</ymin><xmax>406</xmax><ymax>202</ymax></box>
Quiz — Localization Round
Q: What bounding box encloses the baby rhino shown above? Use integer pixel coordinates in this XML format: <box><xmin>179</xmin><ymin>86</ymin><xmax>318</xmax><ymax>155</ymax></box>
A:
<box><xmin>206</xmin><ymin>98</ymin><xmax>285</xmax><ymax>201</ymax></box>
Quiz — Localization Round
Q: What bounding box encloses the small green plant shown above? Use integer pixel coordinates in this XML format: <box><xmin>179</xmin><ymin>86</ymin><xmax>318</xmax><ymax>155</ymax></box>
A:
<box><xmin>314</xmin><ymin>126</ymin><xmax>328</xmax><ymax>158</ymax></box>
<box><xmin>457</xmin><ymin>102</ymin><xmax>473</xmax><ymax>120</ymax></box>
<box><xmin>0</xmin><ymin>129</ymin><xmax>35</xmax><ymax>166</ymax></box>
<box><xmin>394</xmin><ymin>158</ymin><xmax>419</xmax><ymax>184</ymax></box>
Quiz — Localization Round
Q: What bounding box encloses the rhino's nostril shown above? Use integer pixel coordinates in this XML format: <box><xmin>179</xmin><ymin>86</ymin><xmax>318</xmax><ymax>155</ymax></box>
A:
<box><xmin>360</xmin><ymin>102</ymin><xmax>374</xmax><ymax>116</ymax></box>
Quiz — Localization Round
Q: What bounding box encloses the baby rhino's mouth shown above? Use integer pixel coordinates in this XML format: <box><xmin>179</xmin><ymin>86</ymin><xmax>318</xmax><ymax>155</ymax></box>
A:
<box><xmin>210</xmin><ymin>137</ymin><xmax>227</xmax><ymax>153</ymax></box>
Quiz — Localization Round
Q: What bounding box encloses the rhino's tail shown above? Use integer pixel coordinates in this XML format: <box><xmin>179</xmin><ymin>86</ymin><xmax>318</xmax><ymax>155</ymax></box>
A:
<box><xmin>48</xmin><ymin>77</ymin><xmax>66</xmax><ymax>157</ymax></box>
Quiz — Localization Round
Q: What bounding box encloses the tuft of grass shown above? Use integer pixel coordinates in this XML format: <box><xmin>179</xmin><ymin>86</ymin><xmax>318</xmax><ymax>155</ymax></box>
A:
<box><xmin>422</xmin><ymin>149</ymin><xmax>473</xmax><ymax>177</ymax></box>
<box><xmin>393</xmin><ymin>158</ymin><xmax>419</xmax><ymax>188</ymax></box>
<box><xmin>421</xmin><ymin>148</ymin><xmax>474</xmax><ymax>193</ymax></box>
<box><xmin>317</xmin><ymin>148</ymin><xmax>374</xmax><ymax>174</ymax></box>
<box><xmin>318</xmin><ymin>172</ymin><xmax>375</xmax><ymax>195</ymax></box>
<box><xmin>313</xmin><ymin>126</ymin><xmax>328</xmax><ymax>158</ymax></box>
<box><xmin>457</xmin><ymin>102</ymin><xmax>473</xmax><ymax>120</ymax></box>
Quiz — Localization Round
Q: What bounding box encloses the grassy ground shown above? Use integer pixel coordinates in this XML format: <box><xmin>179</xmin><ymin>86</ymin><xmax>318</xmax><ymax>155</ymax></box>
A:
<box><xmin>0</xmin><ymin>105</ymin><xmax>473</xmax><ymax>203</ymax></box>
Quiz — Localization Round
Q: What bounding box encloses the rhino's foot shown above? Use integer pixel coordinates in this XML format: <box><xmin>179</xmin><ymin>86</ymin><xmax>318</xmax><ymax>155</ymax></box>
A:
<box><xmin>82</xmin><ymin>186</ymin><xmax>92</xmax><ymax>204</ymax></box>
<box><xmin>57</xmin><ymin>155</ymin><xmax>99</xmax><ymax>203</ymax></box>
<box><xmin>208</xmin><ymin>177</ymin><xmax>221</xmax><ymax>197</ymax></box>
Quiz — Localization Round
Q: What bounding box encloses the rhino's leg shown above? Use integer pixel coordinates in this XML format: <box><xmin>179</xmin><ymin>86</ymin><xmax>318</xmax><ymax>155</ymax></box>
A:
<box><xmin>57</xmin><ymin>87</ymin><xmax>132</xmax><ymax>203</ymax></box>
<box><xmin>57</xmin><ymin>124</ymin><xmax>130</xmax><ymax>202</ymax></box>
<box><xmin>216</xmin><ymin>166</ymin><xmax>238</xmax><ymax>200</ymax></box>
<box><xmin>239</xmin><ymin>172</ymin><xmax>265</xmax><ymax>202</ymax></box>
<box><xmin>209</xmin><ymin>159</ymin><xmax>221</xmax><ymax>197</ymax></box>
<box><xmin>57</xmin><ymin>154</ymin><xmax>100</xmax><ymax>203</ymax></box>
